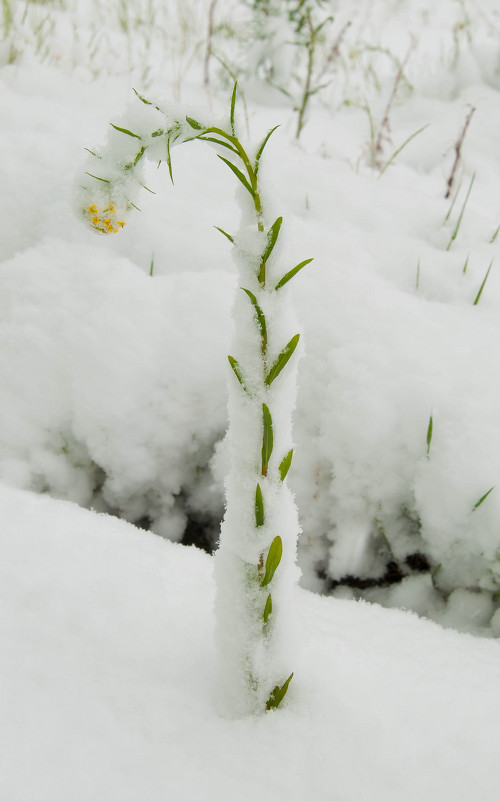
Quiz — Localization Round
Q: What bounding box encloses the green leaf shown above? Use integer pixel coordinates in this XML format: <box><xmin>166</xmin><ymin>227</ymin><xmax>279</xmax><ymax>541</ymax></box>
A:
<box><xmin>133</xmin><ymin>146</ymin><xmax>147</xmax><ymax>166</ymax></box>
<box><xmin>197</xmin><ymin>135</ymin><xmax>240</xmax><ymax>155</ymax></box>
<box><xmin>110</xmin><ymin>122</ymin><xmax>142</xmax><ymax>140</ymax></box>
<box><xmin>151</xmin><ymin>128</ymin><xmax>164</xmax><ymax>137</ymax></box>
<box><xmin>472</xmin><ymin>486</ymin><xmax>495</xmax><ymax>512</ymax></box>
<box><xmin>255</xmin><ymin>484</ymin><xmax>264</xmax><ymax>527</ymax></box>
<box><xmin>217</xmin><ymin>155</ymin><xmax>254</xmax><ymax>196</ymax></box>
<box><xmin>275</xmin><ymin>258</ymin><xmax>313</xmax><ymax>290</ymax></box>
<box><xmin>84</xmin><ymin>172</ymin><xmax>110</xmax><ymax>183</ymax></box>
<box><xmin>262</xmin><ymin>216</ymin><xmax>283</xmax><ymax>265</ymax></box>
<box><xmin>214</xmin><ymin>226</ymin><xmax>234</xmax><ymax>243</ymax></box>
<box><xmin>426</xmin><ymin>415</ymin><xmax>433</xmax><ymax>456</ymax></box>
<box><xmin>278</xmin><ymin>449</ymin><xmax>293</xmax><ymax>481</ymax></box>
<box><xmin>186</xmin><ymin>116</ymin><xmax>204</xmax><ymax>130</ymax></box>
<box><xmin>266</xmin><ymin>672</ymin><xmax>293</xmax><ymax>711</ymax></box>
<box><xmin>473</xmin><ymin>259</ymin><xmax>494</xmax><ymax>305</ymax></box>
<box><xmin>230</xmin><ymin>81</ymin><xmax>237</xmax><ymax>136</ymax></box>
<box><xmin>166</xmin><ymin>134</ymin><xmax>174</xmax><ymax>185</ymax></box>
<box><xmin>265</xmin><ymin>334</ymin><xmax>300</xmax><ymax>385</ymax></box>
<box><xmin>261</xmin><ymin>536</ymin><xmax>282</xmax><ymax>588</ymax></box>
<box><xmin>255</xmin><ymin>125</ymin><xmax>280</xmax><ymax>175</ymax></box>
<box><xmin>241</xmin><ymin>288</ymin><xmax>267</xmax><ymax>345</ymax></box>
<box><xmin>263</xmin><ymin>594</ymin><xmax>272</xmax><ymax>626</ymax></box>
<box><xmin>228</xmin><ymin>355</ymin><xmax>249</xmax><ymax>394</ymax></box>
<box><xmin>132</xmin><ymin>87</ymin><xmax>161</xmax><ymax>111</ymax></box>
<box><xmin>261</xmin><ymin>403</ymin><xmax>273</xmax><ymax>474</ymax></box>
<box><xmin>149</xmin><ymin>253</ymin><xmax>154</xmax><ymax>277</ymax></box>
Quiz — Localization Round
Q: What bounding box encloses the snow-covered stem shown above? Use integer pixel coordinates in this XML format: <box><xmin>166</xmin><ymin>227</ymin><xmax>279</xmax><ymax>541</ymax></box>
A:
<box><xmin>78</xmin><ymin>84</ymin><xmax>309</xmax><ymax>715</ymax></box>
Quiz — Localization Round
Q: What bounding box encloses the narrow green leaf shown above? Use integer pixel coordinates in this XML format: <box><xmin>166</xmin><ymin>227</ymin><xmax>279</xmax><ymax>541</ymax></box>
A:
<box><xmin>255</xmin><ymin>125</ymin><xmax>280</xmax><ymax>175</ymax></box>
<box><xmin>262</xmin><ymin>216</ymin><xmax>283</xmax><ymax>265</ymax></box>
<box><xmin>278</xmin><ymin>449</ymin><xmax>293</xmax><ymax>481</ymax></box>
<box><xmin>84</xmin><ymin>147</ymin><xmax>100</xmax><ymax>157</ymax></box>
<box><xmin>265</xmin><ymin>334</ymin><xmax>300</xmax><ymax>386</ymax></box>
<box><xmin>151</xmin><ymin>128</ymin><xmax>164</xmax><ymax>137</ymax></box>
<box><xmin>84</xmin><ymin>172</ymin><xmax>110</xmax><ymax>183</ymax></box>
<box><xmin>110</xmin><ymin>122</ymin><xmax>142</xmax><ymax>140</ymax></box>
<box><xmin>472</xmin><ymin>486</ymin><xmax>495</xmax><ymax>512</ymax></box>
<box><xmin>133</xmin><ymin>145</ymin><xmax>147</xmax><ymax>166</ymax></box>
<box><xmin>446</xmin><ymin>172</ymin><xmax>475</xmax><ymax>251</ymax></box>
<box><xmin>228</xmin><ymin>355</ymin><xmax>249</xmax><ymax>394</ymax></box>
<box><xmin>166</xmin><ymin>134</ymin><xmax>174</xmax><ymax>185</ymax></box>
<box><xmin>214</xmin><ymin>226</ymin><xmax>234</xmax><ymax>243</ymax></box>
<box><xmin>186</xmin><ymin>115</ymin><xmax>204</xmax><ymax>130</ymax></box>
<box><xmin>197</xmin><ymin>135</ymin><xmax>239</xmax><ymax>155</ymax></box>
<box><xmin>139</xmin><ymin>182</ymin><xmax>156</xmax><ymax>194</ymax></box>
<box><xmin>230</xmin><ymin>81</ymin><xmax>237</xmax><ymax>136</ymax></box>
<box><xmin>263</xmin><ymin>594</ymin><xmax>273</xmax><ymax>626</ymax></box>
<box><xmin>415</xmin><ymin>258</ymin><xmax>421</xmax><ymax>290</ymax></box>
<box><xmin>217</xmin><ymin>154</ymin><xmax>254</xmax><ymax>196</ymax></box>
<box><xmin>378</xmin><ymin>123</ymin><xmax>430</xmax><ymax>178</ymax></box>
<box><xmin>261</xmin><ymin>536</ymin><xmax>283</xmax><ymax>588</ymax></box>
<box><xmin>255</xmin><ymin>483</ymin><xmax>264</xmax><ymax>527</ymax></box>
<box><xmin>426</xmin><ymin>415</ymin><xmax>433</xmax><ymax>456</ymax></box>
<box><xmin>275</xmin><ymin>257</ymin><xmax>313</xmax><ymax>291</ymax></box>
<box><xmin>132</xmin><ymin>87</ymin><xmax>161</xmax><ymax>110</ymax></box>
<box><xmin>241</xmin><ymin>288</ymin><xmax>267</xmax><ymax>344</ymax></box>
<box><xmin>266</xmin><ymin>672</ymin><xmax>293</xmax><ymax>711</ymax></box>
<box><xmin>490</xmin><ymin>224</ymin><xmax>500</xmax><ymax>244</ymax></box>
<box><xmin>262</xmin><ymin>403</ymin><xmax>274</xmax><ymax>474</ymax></box>
<box><xmin>462</xmin><ymin>254</ymin><xmax>469</xmax><ymax>275</ymax></box>
<box><xmin>473</xmin><ymin>259</ymin><xmax>494</xmax><ymax>305</ymax></box>
<box><xmin>149</xmin><ymin>253</ymin><xmax>154</xmax><ymax>277</ymax></box>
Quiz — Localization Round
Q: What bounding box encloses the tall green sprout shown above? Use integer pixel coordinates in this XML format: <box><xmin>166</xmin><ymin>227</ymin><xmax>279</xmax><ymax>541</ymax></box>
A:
<box><xmin>78</xmin><ymin>84</ymin><xmax>310</xmax><ymax>715</ymax></box>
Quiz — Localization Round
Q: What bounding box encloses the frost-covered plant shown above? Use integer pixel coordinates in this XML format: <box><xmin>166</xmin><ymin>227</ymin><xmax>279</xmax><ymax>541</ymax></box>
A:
<box><xmin>236</xmin><ymin>0</ymin><xmax>335</xmax><ymax>138</ymax></box>
<box><xmin>78</xmin><ymin>85</ymin><xmax>310</xmax><ymax>715</ymax></box>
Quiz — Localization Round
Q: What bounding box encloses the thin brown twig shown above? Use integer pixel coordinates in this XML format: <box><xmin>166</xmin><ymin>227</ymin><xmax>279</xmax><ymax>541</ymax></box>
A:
<box><xmin>444</xmin><ymin>105</ymin><xmax>476</xmax><ymax>199</ymax></box>
<box><xmin>372</xmin><ymin>38</ymin><xmax>415</xmax><ymax>169</ymax></box>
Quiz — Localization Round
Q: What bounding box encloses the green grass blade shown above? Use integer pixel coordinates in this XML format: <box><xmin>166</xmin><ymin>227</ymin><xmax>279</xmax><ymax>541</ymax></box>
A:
<box><xmin>446</xmin><ymin>172</ymin><xmax>475</xmax><ymax>251</ymax></box>
<box><xmin>110</xmin><ymin>122</ymin><xmax>142</xmax><ymax>140</ymax></box>
<box><xmin>217</xmin><ymin>154</ymin><xmax>254</xmax><ymax>196</ymax></box>
<box><xmin>261</xmin><ymin>536</ymin><xmax>283</xmax><ymax>588</ymax></box>
<box><xmin>473</xmin><ymin>259</ymin><xmax>494</xmax><ymax>305</ymax></box>
<box><xmin>266</xmin><ymin>672</ymin><xmax>293</xmax><ymax>711</ymax></box>
<box><xmin>254</xmin><ymin>125</ymin><xmax>280</xmax><ymax>175</ymax></box>
<box><xmin>379</xmin><ymin>124</ymin><xmax>430</xmax><ymax>178</ymax></box>
<box><xmin>262</xmin><ymin>216</ymin><xmax>283</xmax><ymax>264</ymax></box>
<box><xmin>462</xmin><ymin>254</ymin><xmax>469</xmax><ymax>274</ymax></box>
<box><xmin>241</xmin><ymin>288</ymin><xmax>267</xmax><ymax>344</ymax></box>
<box><xmin>472</xmin><ymin>486</ymin><xmax>495</xmax><ymax>512</ymax></box>
<box><xmin>275</xmin><ymin>257</ymin><xmax>313</xmax><ymax>290</ymax></box>
<box><xmin>214</xmin><ymin>226</ymin><xmax>234</xmax><ymax>243</ymax></box>
<box><xmin>133</xmin><ymin>146</ymin><xmax>147</xmax><ymax>166</ymax></box>
<box><xmin>230</xmin><ymin>81</ymin><xmax>237</xmax><ymax>136</ymax></box>
<box><xmin>490</xmin><ymin>224</ymin><xmax>500</xmax><ymax>244</ymax></box>
<box><xmin>263</xmin><ymin>594</ymin><xmax>273</xmax><ymax>626</ymax></box>
<box><xmin>255</xmin><ymin>483</ymin><xmax>264</xmax><ymax>527</ymax></box>
<box><xmin>426</xmin><ymin>414</ymin><xmax>433</xmax><ymax>456</ymax></box>
<box><xmin>84</xmin><ymin>172</ymin><xmax>110</xmax><ymax>183</ymax></box>
<box><xmin>197</xmin><ymin>135</ymin><xmax>239</xmax><ymax>155</ymax></box>
<box><xmin>166</xmin><ymin>134</ymin><xmax>174</xmax><ymax>185</ymax></box>
<box><xmin>261</xmin><ymin>403</ymin><xmax>274</xmax><ymax>475</ymax></box>
<box><xmin>149</xmin><ymin>253</ymin><xmax>154</xmax><ymax>276</ymax></box>
<box><xmin>278</xmin><ymin>449</ymin><xmax>293</xmax><ymax>481</ymax></box>
<box><xmin>266</xmin><ymin>334</ymin><xmax>300</xmax><ymax>385</ymax></box>
<box><xmin>228</xmin><ymin>355</ymin><xmax>249</xmax><ymax>394</ymax></box>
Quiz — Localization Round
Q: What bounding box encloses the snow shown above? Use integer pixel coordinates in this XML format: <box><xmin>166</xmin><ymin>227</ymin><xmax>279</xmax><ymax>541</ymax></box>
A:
<box><xmin>2</xmin><ymin>483</ymin><xmax>500</xmax><ymax>800</ymax></box>
<box><xmin>3</xmin><ymin>0</ymin><xmax>500</xmax><ymax>790</ymax></box>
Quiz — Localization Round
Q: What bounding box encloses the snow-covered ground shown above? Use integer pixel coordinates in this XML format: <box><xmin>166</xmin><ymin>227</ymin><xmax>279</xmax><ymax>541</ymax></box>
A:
<box><xmin>2</xmin><ymin>483</ymin><xmax>500</xmax><ymax>800</ymax></box>
<box><xmin>2</xmin><ymin>0</ymin><xmax>500</xmax><ymax>793</ymax></box>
